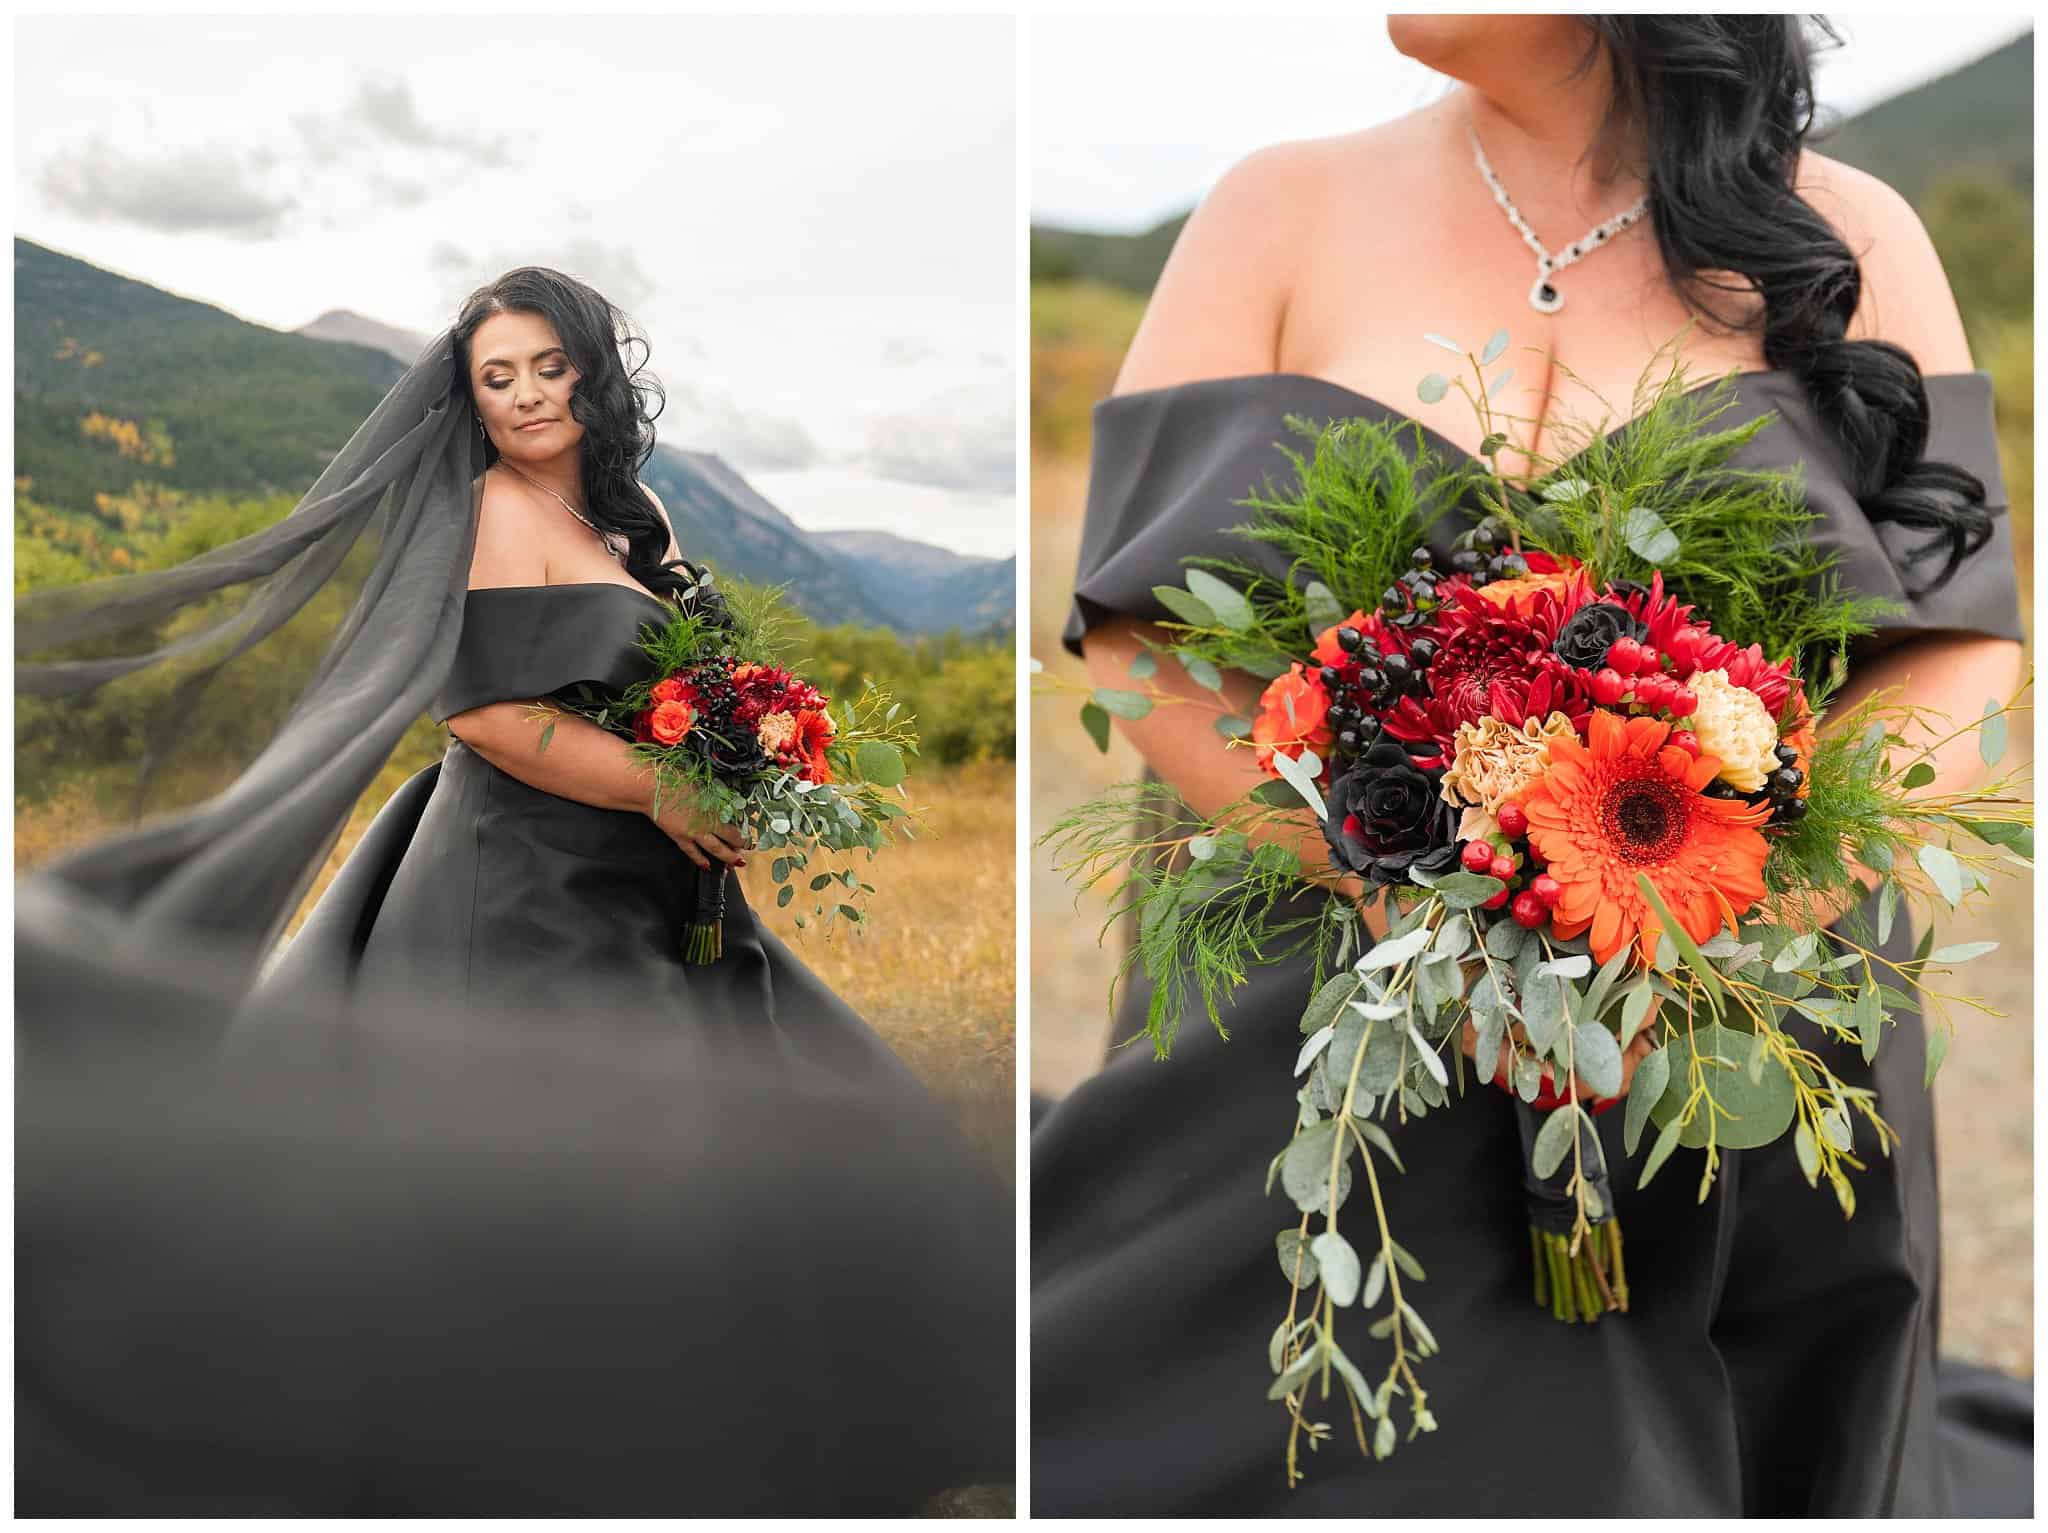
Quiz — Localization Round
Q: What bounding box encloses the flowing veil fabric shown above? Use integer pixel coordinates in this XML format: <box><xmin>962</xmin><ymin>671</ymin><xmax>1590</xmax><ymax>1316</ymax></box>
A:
<box><xmin>18</xmin><ymin>329</ymin><xmax>483</xmax><ymax>988</ymax></box>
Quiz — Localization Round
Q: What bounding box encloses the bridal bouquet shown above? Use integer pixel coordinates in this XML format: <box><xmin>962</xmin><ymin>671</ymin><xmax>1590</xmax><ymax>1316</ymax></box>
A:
<box><xmin>536</xmin><ymin>567</ymin><xmax>918</xmax><ymax>962</ymax></box>
<box><xmin>1042</xmin><ymin>334</ymin><xmax>2031</xmax><ymax>1482</ymax></box>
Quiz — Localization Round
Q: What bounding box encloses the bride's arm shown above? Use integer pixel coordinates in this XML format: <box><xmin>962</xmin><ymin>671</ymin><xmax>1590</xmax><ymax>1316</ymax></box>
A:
<box><xmin>442</xmin><ymin>476</ymin><xmax>746</xmax><ymax>873</ymax></box>
<box><xmin>1085</xmin><ymin>143</ymin><xmax>1378</xmax><ymax>924</ymax></box>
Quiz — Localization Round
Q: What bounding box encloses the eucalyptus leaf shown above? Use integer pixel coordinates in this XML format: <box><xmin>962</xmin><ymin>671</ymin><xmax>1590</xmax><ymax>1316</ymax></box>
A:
<box><xmin>1080</xmin><ymin>701</ymin><xmax>1111</xmax><ymax>753</ymax></box>
<box><xmin>1184</xmin><ymin>568</ymin><xmax>1255</xmax><ymax>631</ymax></box>
<box><xmin>1312</xmin><ymin>1230</ymin><xmax>1364</xmax><ymax>1306</ymax></box>
<box><xmin>1639</xmin><ymin>1114</ymin><xmax>1685</xmax><ymax>1190</ymax></box>
<box><xmin>1623</xmin><ymin>1046</ymin><xmax>1669</xmax><ymax>1155</ymax></box>
<box><xmin>1432</xmin><ymin>913</ymin><xmax>1474</xmax><ymax>960</ymax></box>
<box><xmin>1575</xmin><ymin>1022</ymin><xmax>1623</xmax><ymax>1098</ymax></box>
<box><xmin>1647</xmin><ymin>1023</ymin><xmax>1796</xmax><ymax>1150</ymax></box>
<box><xmin>1623</xmin><ymin>505</ymin><xmax>1681</xmax><ymax>564</ymax></box>
<box><xmin>1358</xmin><ymin>924</ymin><xmax>1433</xmax><ymax>972</ymax></box>
<box><xmin>1361</xmin><ymin>1249</ymin><xmax>1387</xmax><ymax>1309</ymax></box>
<box><xmin>1979</xmin><ymin>699</ymin><xmax>2007</xmax><ymax>767</ymax></box>
<box><xmin>1423</xmin><ymin>332</ymin><xmax>1465</xmax><ymax>355</ymax></box>
<box><xmin>1183</xmin><ymin>654</ymin><xmax>1225</xmax><ymax>693</ymax></box>
<box><xmin>1481</xmin><ymin>327</ymin><xmax>1510</xmax><ymax>364</ymax></box>
<box><xmin>1924</xmin><ymin>1025</ymin><xmax>1951</xmax><ymax>1089</ymax></box>
<box><xmin>1152</xmin><ymin>584</ymin><xmax>1218</xmax><ymax>627</ymax></box>
<box><xmin>1901</xmin><ymin>761</ymin><xmax>1936</xmax><ymax>791</ymax></box>
<box><xmin>1275</xmin><ymin>1228</ymin><xmax>1320</xmax><ymax>1289</ymax></box>
<box><xmin>1877</xmin><ymin>878</ymin><xmax>1900</xmax><ymax>945</ymax></box>
<box><xmin>1302</xmin><ymin>580</ymin><xmax>1345</xmax><ymax>635</ymax></box>
<box><xmin>1299</xmin><ymin>970</ymin><xmax>1361</xmax><ymax>1036</ymax></box>
<box><xmin>1214</xmin><ymin>714</ymin><xmax>1253</xmax><ymax>739</ymax></box>
<box><xmin>1431</xmin><ymin>871</ymin><xmax>1506</xmax><ymax>910</ymax></box>
<box><xmin>1488</xmin><ymin>367</ymin><xmax>1515</xmax><ymax>400</ymax></box>
<box><xmin>1916</xmin><ymin>844</ymin><xmax>1965</xmax><ymax>907</ymax></box>
<box><xmin>1793</xmin><ymin>1121</ymin><xmax>1821</xmax><ymax>1186</ymax></box>
<box><xmin>1281</xmin><ymin>1121</ymin><xmax>1353</xmax><ymax>1214</ymax></box>
<box><xmin>1295</xmin><ymin>1024</ymin><xmax>1336</xmax><ymax>1077</ymax></box>
<box><xmin>1929</xmin><ymin>941</ymin><xmax>1998</xmax><ymax>964</ymax></box>
<box><xmin>1127</xmin><ymin>649</ymin><xmax>1158</xmax><ymax>680</ymax></box>
<box><xmin>1091</xmin><ymin>687</ymin><xmax>1153</xmax><ymax>722</ymax></box>
<box><xmin>1485</xmin><ymin>918</ymin><xmax>1529</xmax><ymax>960</ymax></box>
<box><xmin>1531</xmin><ymin>1106</ymin><xmax>1578</xmax><ymax>1179</ymax></box>
<box><xmin>1417</xmin><ymin>372</ymin><xmax>1450</xmax><ymax>404</ymax></box>
<box><xmin>1353</xmin><ymin>1115</ymin><xmax>1407</xmax><ymax>1172</ymax></box>
<box><xmin>1273</xmin><ymin>747</ymin><xmax>1328</xmax><ymax>821</ymax></box>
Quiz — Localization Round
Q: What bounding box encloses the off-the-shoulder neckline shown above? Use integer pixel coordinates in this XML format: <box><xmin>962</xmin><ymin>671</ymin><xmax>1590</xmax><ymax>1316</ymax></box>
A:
<box><xmin>466</xmin><ymin>580</ymin><xmax>671</xmax><ymax>613</ymax></box>
<box><xmin>1098</xmin><ymin>367</ymin><xmax>1986</xmax><ymax>472</ymax></box>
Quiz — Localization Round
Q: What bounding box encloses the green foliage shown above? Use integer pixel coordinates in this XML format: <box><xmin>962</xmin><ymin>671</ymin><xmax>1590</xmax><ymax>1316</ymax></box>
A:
<box><xmin>1040</xmin><ymin>780</ymin><xmax>1335</xmax><ymax>1054</ymax></box>
<box><xmin>1178</xmin><ymin>418</ymin><xmax>1478</xmax><ymax>672</ymax></box>
<box><xmin>1506</xmin><ymin>363</ymin><xmax>1902</xmax><ymax>672</ymax></box>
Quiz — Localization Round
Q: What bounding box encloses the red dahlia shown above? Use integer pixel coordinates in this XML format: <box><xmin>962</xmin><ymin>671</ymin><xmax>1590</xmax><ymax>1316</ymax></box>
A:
<box><xmin>1376</xmin><ymin>584</ymin><xmax>1592</xmax><ymax>756</ymax></box>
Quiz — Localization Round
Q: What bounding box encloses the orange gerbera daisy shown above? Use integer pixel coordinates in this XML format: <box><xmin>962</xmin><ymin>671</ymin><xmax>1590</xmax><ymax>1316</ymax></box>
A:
<box><xmin>792</xmin><ymin>707</ymin><xmax>835</xmax><ymax>785</ymax></box>
<box><xmin>1518</xmin><ymin>710</ymin><xmax>1771</xmax><ymax>965</ymax></box>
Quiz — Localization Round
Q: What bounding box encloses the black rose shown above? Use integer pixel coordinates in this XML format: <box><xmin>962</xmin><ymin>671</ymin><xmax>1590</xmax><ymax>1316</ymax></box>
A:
<box><xmin>694</xmin><ymin>726</ymin><xmax>768</xmax><ymax>778</ymax></box>
<box><xmin>1551</xmin><ymin>600</ymin><xmax>1649</xmax><ymax>670</ymax></box>
<box><xmin>1321</xmin><ymin>740</ymin><xmax>1463</xmax><ymax>888</ymax></box>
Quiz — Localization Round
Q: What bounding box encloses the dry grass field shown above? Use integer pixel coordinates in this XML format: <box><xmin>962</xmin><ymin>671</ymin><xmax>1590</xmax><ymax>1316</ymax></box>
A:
<box><xmin>1029</xmin><ymin>279</ymin><xmax>2034</xmax><ymax>1377</ymax></box>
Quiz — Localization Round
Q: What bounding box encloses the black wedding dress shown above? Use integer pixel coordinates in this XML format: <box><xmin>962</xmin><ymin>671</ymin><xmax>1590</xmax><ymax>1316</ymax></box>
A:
<box><xmin>21</xmin><ymin>589</ymin><xmax>1014</xmax><ymax>1513</ymax></box>
<box><xmin>1032</xmin><ymin>369</ymin><xmax>2027</xmax><ymax>1516</ymax></box>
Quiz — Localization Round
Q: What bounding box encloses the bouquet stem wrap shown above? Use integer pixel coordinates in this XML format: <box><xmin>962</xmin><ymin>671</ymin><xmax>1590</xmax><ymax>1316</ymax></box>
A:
<box><xmin>684</xmin><ymin>865</ymin><xmax>727</xmax><ymax>966</ymax></box>
<box><xmin>1514</xmin><ymin>1097</ymin><xmax>1627</xmax><ymax>1323</ymax></box>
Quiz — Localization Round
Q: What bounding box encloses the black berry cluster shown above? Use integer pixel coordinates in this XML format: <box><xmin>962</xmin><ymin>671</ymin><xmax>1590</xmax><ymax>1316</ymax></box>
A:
<box><xmin>1447</xmin><ymin>519</ymin><xmax>1529</xmax><ymax>591</ymax></box>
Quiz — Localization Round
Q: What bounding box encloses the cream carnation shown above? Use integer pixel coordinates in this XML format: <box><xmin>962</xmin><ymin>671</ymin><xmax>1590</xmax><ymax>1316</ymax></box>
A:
<box><xmin>756</xmin><ymin>710</ymin><xmax>798</xmax><ymax>754</ymax></box>
<box><xmin>1687</xmin><ymin>668</ymin><xmax>1781</xmax><ymax>792</ymax></box>
<box><xmin>1440</xmin><ymin>711</ymin><xmax>1579</xmax><ymax>813</ymax></box>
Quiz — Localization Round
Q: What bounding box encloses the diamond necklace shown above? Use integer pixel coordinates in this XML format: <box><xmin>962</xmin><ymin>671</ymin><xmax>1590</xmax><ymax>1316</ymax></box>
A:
<box><xmin>1466</xmin><ymin>120</ymin><xmax>1649</xmax><ymax>315</ymax></box>
<box><xmin>499</xmin><ymin>460</ymin><xmax>625</xmax><ymax>563</ymax></box>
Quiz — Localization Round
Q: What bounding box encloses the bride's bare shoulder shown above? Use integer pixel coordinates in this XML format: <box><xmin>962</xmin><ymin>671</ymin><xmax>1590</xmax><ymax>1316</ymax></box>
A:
<box><xmin>1114</xmin><ymin>120</ymin><xmax>1416</xmax><ymax>396</ymax></box>
<box><xmin>1796</xmin><ymin>149</ymin><xmax>1973</xmax><ymax>372</ymax></box>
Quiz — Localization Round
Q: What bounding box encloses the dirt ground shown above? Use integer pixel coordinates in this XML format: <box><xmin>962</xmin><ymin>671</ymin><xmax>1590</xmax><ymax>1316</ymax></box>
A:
<box><xmin>1029</xmin><ymin>450</ymin><xmax>2035</xmax><ymax>1378</ymax></box>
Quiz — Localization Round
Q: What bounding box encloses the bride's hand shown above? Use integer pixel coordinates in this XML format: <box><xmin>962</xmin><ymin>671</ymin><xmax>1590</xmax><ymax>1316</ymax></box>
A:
<box><xmin>648</xmin><ymin>798</ymin><xmax>748</xmax><ymax>872</ymax></box>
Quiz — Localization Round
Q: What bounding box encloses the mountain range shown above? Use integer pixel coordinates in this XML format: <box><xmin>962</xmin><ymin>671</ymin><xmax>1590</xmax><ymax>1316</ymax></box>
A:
<box><xmin>14</xmin><ymin>244</ymin><xmax>1012</xmax><ymax>634</ymax></box>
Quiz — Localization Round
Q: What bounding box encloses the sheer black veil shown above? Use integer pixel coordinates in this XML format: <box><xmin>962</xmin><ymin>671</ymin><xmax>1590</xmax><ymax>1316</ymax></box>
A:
<box><xmin>17</xmin><ymin>328</ymin><xmax>485</xmax><ymax>987</ymax></box>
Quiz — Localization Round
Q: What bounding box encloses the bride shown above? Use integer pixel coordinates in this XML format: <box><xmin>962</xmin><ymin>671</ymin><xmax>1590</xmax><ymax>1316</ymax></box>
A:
<box><xmin>1035</xmin><ymin>15</ymin><xmax>2024</xmax><ymax>1517</ymax></box>
<box><xmin>17</xmin><ymin>267</ymin><xmax>1012</xmax><ymax>1514</ymax></box>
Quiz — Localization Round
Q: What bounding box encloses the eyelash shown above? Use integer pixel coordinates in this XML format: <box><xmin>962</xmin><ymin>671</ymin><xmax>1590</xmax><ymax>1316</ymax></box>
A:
<box><xmin>483</xmin><ymin>368</ymin><xmax>567</xmax><ymax>391</ymax></box>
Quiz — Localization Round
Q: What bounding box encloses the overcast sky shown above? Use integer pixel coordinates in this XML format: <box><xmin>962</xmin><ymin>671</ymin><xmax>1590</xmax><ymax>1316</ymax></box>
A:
<box><xmin>15</xmin><ymin>14</ymin><xmax>1017</xmax><ymax>559</ymax></box>
<box><xmin>1031</xmin><ymin>15</ymin><xmax>2035</xmax><ymax>230</ymax></box>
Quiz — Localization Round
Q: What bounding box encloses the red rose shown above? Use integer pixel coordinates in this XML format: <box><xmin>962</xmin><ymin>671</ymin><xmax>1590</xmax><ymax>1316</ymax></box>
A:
<box><xmin>651</xmin><ymin>675</ymin><xmax>687</xmax><ymax>705</ymax></box>
<box><xmin>650</xmin><ymin>699</ymin><xmax>695</xmax><ymax>746</ymax></box>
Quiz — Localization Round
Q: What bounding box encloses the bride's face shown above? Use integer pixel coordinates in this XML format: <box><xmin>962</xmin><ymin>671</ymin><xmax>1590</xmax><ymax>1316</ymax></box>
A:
<box><xmin>469</xmin><ymin>309</ymin><xmax>586</xmax><ymax>464</ymax></box>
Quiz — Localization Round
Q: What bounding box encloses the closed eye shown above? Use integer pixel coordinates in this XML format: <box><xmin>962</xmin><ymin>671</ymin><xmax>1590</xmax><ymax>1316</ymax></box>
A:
<box><xmin>482</xmin><ymin>368</ymin><xmax>568</xmax><ymax>391</ymax></box>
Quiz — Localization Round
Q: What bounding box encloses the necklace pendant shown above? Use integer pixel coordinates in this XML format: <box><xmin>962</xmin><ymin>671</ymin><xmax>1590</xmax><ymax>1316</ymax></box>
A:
<box><xmin>1529</xmin><ymin>275</ymin><xmax>1563</xmax><ymax>314</ymax></box>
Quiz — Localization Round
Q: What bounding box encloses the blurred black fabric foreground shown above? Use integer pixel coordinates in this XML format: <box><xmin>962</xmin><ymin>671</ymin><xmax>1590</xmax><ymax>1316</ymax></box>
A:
<box><xmin>18</xmin><ymin>881</ymin><xmax>1013</xmax><ymax>1517</ymax></box>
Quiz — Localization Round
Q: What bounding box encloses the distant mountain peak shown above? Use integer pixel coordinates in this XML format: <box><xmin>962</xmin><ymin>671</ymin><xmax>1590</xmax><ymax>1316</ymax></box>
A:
<box><xmin>295</xmin><ymin>310</ymin><xmax>432</xmax><ymax>368</ymax></box>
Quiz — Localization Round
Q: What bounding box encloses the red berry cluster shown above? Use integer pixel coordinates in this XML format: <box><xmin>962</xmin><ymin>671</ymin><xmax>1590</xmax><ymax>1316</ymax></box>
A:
<box><xmin>1584</xmin><ymin>633</ymin><xmax>1701</xmax><ymax>720</ymax></box>
<box><xmin>1459</xmin><ymin>800</ymin><xmax>1564</xmax><ymax>930</ymax></box>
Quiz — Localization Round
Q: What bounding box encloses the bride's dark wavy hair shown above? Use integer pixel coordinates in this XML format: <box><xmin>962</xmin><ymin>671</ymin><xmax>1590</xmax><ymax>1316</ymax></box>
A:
<box><xmin>453</xmin><ymin>268</ymin><xmax>692</xmax><ymax>599</ymax></box>
<box><xmin>1579</xmin><ymin>15</ymin><xmax>1994</xmax><ymax>593</ymax></box>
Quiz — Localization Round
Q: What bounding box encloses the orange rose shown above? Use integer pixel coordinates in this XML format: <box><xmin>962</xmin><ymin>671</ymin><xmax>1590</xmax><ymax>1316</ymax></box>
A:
<box><xmin>1473</xmin><ymin>558</ymin><xmax>1583</xmax><ymax>610</ymax></box>
<box><xmin>1251</xmin><ymin>664</ymin><xmax>1334</xmax><ymax>776</ymax></box>
<box><xmin>650</xmin><ymin>698</ymin><xmax>695</xmax><ymax>746</ymax></box>
<box><xmin>1311</xmin><ymin>609</ymin><xmax>1372</xmax><ymax>668</ymax></box>
<box><xmin>651</xmin><ymin>675</ymin><xmax>687</xmax><ymax>705</ymax></box>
